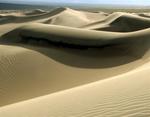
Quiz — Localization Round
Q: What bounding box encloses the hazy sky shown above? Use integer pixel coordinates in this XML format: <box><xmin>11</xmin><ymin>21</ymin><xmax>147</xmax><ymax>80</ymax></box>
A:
<box><xmin>1</xmin><ymin>0</ymin><xmax>150</xmax><ymax>5</ymax></box>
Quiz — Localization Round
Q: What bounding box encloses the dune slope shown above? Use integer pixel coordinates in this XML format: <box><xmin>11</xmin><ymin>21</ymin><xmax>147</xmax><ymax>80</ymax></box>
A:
<box><xmin>0</xmin><ymin>66</ymin><xmax>150</xmax><ymax>117</ymax></box>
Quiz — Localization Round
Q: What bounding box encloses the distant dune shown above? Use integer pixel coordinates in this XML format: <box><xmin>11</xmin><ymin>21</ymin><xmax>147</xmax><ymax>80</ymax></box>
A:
<box><xmin>0</xmin><ymin>7</ymin><xmax>150</xmax><ymax>116</ymax></box>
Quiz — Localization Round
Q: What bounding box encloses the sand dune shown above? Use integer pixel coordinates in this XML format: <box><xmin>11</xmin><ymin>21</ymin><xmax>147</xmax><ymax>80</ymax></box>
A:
<box><xmin>82</xmin><ymin>13</ymin><xmax>150</xmax><ymax>32</ymax></box>
<box><xmin>0</xmin><ymin>7</ymin><xmax>150</xmax><ymax>116</ymax></box>
<box><xmin>1</xmin><ymin>23</ymin><xmax>150</xmax><ymax>47</ymax></box>
<box><xmin>0</xmin><ymin>66</ymin><xmax>150</xmax><ymax>117</ymax></box>
<box><xmin>0</xmin><ymin>8</ymin><xmax>67</xmax><ymax>24</ymax></box>
<box><xmin>42</xmin><ymin>7</ymin><xmax>105</xmax><ymax>27</ymax></box>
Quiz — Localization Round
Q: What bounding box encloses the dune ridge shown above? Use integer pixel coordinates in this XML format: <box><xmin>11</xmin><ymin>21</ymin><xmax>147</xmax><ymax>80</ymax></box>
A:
<box><xmin>0</xmin><ymin>7</ymin><xmax>150</xmax><ymax>116</ymax></box>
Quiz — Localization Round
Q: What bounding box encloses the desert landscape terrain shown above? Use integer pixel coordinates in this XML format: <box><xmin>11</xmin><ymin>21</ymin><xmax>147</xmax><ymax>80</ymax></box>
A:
<box><xmin>0</xmin><ymin>5</ymin><xmax>150</xmax><ymax>116</ymax></box>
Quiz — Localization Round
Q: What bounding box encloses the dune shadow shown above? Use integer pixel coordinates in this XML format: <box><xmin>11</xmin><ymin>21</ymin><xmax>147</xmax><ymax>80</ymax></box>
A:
<box><xmin>0</xmin><ymin>38</ymin><xmax>149</xmax><ymax>69</ymax></box>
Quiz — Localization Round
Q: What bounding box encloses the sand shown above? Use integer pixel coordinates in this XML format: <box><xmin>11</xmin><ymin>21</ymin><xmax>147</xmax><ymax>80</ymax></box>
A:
<box><xmin>0</xmin><ymin>8</ymin><xmax>150</xmax><ymax>116</ymax></box>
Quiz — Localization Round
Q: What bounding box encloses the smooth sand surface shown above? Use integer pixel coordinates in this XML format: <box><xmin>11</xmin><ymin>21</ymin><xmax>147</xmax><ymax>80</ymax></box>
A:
<box><xmin>0</xmin><ymin>8</ymin><xmax>150</xmax><ymax>116</ymax></box>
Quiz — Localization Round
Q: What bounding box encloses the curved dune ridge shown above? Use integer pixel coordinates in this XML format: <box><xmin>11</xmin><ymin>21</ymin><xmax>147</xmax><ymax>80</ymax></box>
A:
<box><xmin>0</xmin><ymin>7</ymin><xmax>150</xmax><ymax>116</ymax></box>
<box><xmin>2</xmin><ymin>23</ymin><xmax>150</xmax><ymax>47</ymax></box>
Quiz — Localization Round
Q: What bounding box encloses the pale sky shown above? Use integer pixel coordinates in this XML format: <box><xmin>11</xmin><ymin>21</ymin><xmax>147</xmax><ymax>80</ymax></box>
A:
<box><xmin>1</xmin><ymin>0</ymin><xmax>150</xmax><ymax>5</ymax></box>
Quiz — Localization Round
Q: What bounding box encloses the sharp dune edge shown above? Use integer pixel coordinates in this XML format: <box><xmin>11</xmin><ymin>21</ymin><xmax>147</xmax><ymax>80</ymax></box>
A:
<box><xmin>0</xmin><ymin>7</ymin><xmax>150</xmax><ymax>116</ymax></box>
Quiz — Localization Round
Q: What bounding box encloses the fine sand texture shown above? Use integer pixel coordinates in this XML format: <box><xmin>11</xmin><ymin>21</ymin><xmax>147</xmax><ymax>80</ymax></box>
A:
<box><xmin>0</xmin><ymin>8</ymin><xmax>150</xmax><ymax>116</ymax></box>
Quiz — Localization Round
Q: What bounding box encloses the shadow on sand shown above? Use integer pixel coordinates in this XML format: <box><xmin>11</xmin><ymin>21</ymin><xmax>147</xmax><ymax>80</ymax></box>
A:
<box><xmin>0</xmin><ymin>37</ymin><xmax>149</xmax><ymax>69</ymax></box>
